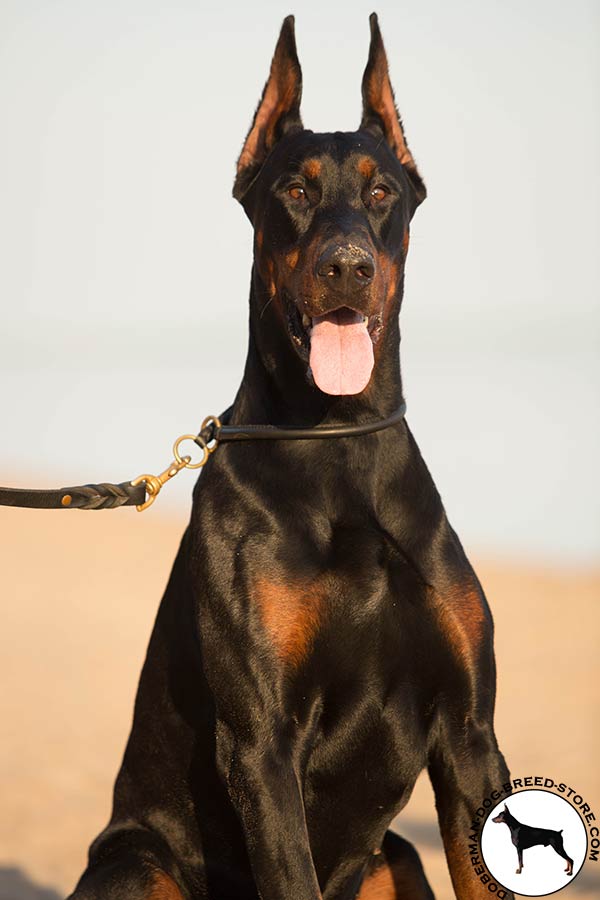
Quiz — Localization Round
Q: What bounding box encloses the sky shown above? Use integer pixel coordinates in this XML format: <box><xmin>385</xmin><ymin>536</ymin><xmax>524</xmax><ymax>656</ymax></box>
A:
<box><xmin>0</xmin><ymin>0</ymin><xmax>598</xmax><ymax>562</ymax></box>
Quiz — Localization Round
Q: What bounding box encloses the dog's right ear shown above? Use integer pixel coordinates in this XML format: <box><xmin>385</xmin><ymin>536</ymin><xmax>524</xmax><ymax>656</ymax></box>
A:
<box><xmin>233</xmin><ymin>16</ymin><xmax>303</xmax><ymax>203</ymax></box>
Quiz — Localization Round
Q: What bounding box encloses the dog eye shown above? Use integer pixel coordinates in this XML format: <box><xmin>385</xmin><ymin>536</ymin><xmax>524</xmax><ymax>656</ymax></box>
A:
<box><xmin>369</xmin><ymin>185</ymin><xmax>388</xmax><ymax>204</ymax></box>
<box><xmin>288</xmin><ymin>185</ymin><xmax>307</xmax><ymax>201</ymax></box>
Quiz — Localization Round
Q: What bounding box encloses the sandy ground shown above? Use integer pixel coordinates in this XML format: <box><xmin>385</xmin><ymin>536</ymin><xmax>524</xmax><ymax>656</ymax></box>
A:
<box><xmin>0</xmin><ymin>502</ymin><xmax>598</xmax><ymax>899</ymax></box>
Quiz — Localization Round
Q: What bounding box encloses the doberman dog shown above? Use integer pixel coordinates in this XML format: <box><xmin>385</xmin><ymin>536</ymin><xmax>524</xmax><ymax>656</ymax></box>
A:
<box><xmin>492</xmin><ymin>805</ymin><xmax>574</xmax><ymax>877</ymax></box>
<box><xmin>68</xmin><ymin>14</ymin><xmax>512</xmax><ymax>900</ymax></box>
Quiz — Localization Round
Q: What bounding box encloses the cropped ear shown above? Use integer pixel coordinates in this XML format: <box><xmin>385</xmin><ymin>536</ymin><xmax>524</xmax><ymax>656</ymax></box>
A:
<box><xmin>360</xmin><ymin>13</ymin><xmax>426</xmax><ymax>205</ymax></box>
<box><xmin>233</xmin><ymin>15</ymin><xmax>303</xmax><ymax>202</ymax></box>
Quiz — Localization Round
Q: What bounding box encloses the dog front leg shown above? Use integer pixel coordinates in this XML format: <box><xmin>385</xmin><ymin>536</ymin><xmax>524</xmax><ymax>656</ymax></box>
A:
<box><xmin>428</xmin><ymin>716</ymin><xmax>514</xmax><ymax>899</ymax></box>
<box><xmin>216</xmin><ymin>723</ymin><xmax>322</xmax><ymax>900</ymax></box>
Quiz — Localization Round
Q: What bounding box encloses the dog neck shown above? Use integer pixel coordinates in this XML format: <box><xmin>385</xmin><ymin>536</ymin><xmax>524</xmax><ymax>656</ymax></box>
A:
<box><xmin>501</xmin><ymin>810</ymin><xmax>521</xmax><ymax>830</ymax></box>
<box><xmin>231</xmin><ymin>267</ymin><xmax>406</xmax><ymax>428</ymax></box>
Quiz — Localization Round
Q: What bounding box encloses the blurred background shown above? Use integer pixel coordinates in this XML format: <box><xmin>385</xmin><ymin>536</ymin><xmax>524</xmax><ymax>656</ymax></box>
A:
<box><xmin>0</xmin><ymin>1</ymin><xmax>598</xmax><ymax>898</ymax></box>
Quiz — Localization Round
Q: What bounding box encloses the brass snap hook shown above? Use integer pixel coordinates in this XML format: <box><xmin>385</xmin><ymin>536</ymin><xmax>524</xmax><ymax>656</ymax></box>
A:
<box><xmin>132</xmin><ymin>419</ymin><xmax>219</xmax><ymax>512</ymax></box>
<box><xmin>131</xmin><ymin>456</ymin><xmax>190</xmax><ymax>512</ymax></box>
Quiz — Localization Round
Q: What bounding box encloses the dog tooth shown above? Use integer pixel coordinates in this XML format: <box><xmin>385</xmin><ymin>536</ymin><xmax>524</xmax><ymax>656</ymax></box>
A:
<box><xmin>302</xmin><ymin>314</ymin><xmax>311</xmax><ymax>329</ymax></box>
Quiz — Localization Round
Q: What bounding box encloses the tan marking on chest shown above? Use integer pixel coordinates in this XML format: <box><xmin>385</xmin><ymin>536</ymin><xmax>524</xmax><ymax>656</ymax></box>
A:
<box><xmin>433</xmin><ymin>583</ymin><xmax>487</xmax><ymax>665</ymax></box>
<box><xmin>256</xmin><ymin>578</ymin><xmax>324</xmax><ymax>667</ymax></box>
<box><xmin>358</xmin><ymin>853</ymin><xmax>416</xmax><ymax>899</ymax></box>
<box><xmin>357</xmin><ymin>864</ymin><xmax>395</xmax><ymax>899</ymax></box>
<box><xmin>146</xmin><ymin>871</ymin><xmax>184</xmax><ymax>900</ymax></box>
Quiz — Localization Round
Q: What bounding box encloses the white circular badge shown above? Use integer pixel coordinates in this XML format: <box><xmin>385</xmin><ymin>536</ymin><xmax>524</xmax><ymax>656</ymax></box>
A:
<box><xmin>481</xmin><ymin>790</ymin><xmax>587</xmax><ymax>896</ymax></box>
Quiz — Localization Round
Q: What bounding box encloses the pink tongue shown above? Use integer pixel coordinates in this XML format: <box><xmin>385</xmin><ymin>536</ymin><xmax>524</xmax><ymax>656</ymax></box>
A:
<box><xmin>309</xmin><ymin>308</ymin><xmax>374</xmax><ymax>396</ymax></box>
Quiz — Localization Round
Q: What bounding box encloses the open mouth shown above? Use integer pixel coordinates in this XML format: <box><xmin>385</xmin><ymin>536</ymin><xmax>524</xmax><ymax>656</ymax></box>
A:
<box><xmin>285</xmin><ymin>296</ymin><xmax>383</xmax><ymax>396</ymax></box>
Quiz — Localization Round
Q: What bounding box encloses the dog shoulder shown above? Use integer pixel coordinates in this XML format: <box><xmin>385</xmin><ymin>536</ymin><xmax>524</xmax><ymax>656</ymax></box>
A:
<box><xmin>428</xmin><ymin>573</ymin><xmax>494</xmax><ymax>663</ymax></box>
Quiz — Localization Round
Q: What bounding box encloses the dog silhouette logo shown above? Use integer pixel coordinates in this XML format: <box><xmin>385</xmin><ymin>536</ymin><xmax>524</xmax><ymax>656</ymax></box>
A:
<box><xmin>492</xmin><ymin>803</ymin><xmax>573</xmax><ymax>877</ymax></box>
<box><xmin>481</xmin><ymin>790</ymin><xmax>587</xmax><ymax>896</ymax></box>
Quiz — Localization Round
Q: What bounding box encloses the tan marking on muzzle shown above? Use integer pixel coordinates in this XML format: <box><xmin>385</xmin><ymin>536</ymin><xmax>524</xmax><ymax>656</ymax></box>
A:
<box><xmin>264</xmin><ymin>256</ymin><xmax>277</xmax><ymax>296</ymax></box>
<box><xmin>386</xmin><ymin>259</ymin><xmax>399</xmax><ymax>301</ymax></box>
<box><xmin>371</xmin><ymin>252</ymin><xmax>399</xmax><ymax>310</ymax></box>
<box><xmin>285</xmin><ymin>248</ymin><xmax>300</xmax><ymax>270</ymax></box>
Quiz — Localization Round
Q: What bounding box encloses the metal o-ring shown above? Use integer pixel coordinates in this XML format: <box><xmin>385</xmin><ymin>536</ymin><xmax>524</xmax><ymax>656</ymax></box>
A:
<box><xmin>201</xmin><ymin>415</ymin><xmax>222</xmax><ymax>453</ymax></box>
<box><xmin>173</xmin><ymin>434</ymin><xmax>209</xmax><ymax>469</ymax></box>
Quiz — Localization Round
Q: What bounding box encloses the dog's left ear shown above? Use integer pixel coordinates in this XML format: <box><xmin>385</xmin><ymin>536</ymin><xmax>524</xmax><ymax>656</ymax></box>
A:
<box><xmin>360</xmin><ymin>13</ymin><xmax>426</xmax><ymax>205</ymax></box>
<box><xmin>233</xmin><ymin>15</ymin><xmax>303</xmax><ymax>202</ymax></box>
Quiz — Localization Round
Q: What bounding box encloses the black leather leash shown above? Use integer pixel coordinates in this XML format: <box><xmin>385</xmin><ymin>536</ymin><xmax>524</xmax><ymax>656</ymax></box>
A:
<box><xmin>0</xmin><ymin>401</ymin><xmax>406</xmax><ymax>513</ymax></box>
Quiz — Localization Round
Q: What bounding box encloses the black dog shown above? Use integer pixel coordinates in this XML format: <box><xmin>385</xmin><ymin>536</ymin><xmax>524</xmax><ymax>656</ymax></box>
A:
<box><xmin>493</xmin><ymin>805</ymin><xmax>574</xmax><ymax>877</ymax></box>
<box><xmin>68</xmin><ymin>14</ymin><xmax>511</xmax><ymax>900</ymax></box>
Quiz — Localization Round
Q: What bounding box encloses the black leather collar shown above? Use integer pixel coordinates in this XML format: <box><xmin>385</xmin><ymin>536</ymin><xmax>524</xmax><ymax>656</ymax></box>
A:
<box><xmin>0</xmin><ymin>402</ymin><xmax>406</xmax><ymax>511</ymax></box>
<box><xmin>196</xmin><ymin>401</ymin><xmax>406</xmax><ymax>445</ymax></box>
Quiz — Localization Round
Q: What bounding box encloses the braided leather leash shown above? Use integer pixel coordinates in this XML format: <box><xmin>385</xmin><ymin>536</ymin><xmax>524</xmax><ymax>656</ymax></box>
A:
<box><xmin>0</xmin><ymin>402</ymin><xmax>406</xmax><ymax>513</ymax></box>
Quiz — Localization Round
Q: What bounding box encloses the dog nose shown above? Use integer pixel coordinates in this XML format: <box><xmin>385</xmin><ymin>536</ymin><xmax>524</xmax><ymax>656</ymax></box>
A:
<box><xmin>316</xmin><ymin>245</ymin><xmax>375</xmax><ymax>292</ymax></box>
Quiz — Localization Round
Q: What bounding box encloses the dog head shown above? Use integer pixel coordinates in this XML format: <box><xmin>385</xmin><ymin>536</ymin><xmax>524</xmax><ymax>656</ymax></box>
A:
<box><xmin>234</xmin><ymin>14</ymin><xmax>425</xmax><ymax>397</ymax></box>
<box><xmin>492</xmin><ymin>805</ymin><xmax>510</xmax><ymax>824</ymax></box>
